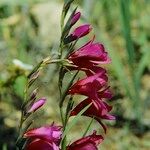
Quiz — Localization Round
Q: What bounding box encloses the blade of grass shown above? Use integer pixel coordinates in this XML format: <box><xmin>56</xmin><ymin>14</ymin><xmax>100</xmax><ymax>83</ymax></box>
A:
<box><xmin>61</xmin><ymin>103</ymin><xmax>92</xmax><ymax>150</ymax></box>
<box><xmin>120</xmin><ymin>0</ymin><xmax>143</xmax><ymax>121</ymax></box>
<box><xmin>82</xmin><ymin>117</ymin><xmax>94</xmax><ymax>137</ymax></box>
<box><xmin>120</xmin><ymin>0</ymin><xmax>135</xmax><ymax>66</ymax></box>
<box><xmin>136</xmin><ymin>47</ymin><xmax>150</xmax><ymax>84</ymax></box>
<box><xmin>107</xmin><ymin>44</ymin><xmax>133</xmax><ymax>100</ymax></box>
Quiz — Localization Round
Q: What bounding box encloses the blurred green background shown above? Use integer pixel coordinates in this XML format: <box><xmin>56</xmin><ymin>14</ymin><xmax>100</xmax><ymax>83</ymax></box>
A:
<box><xmin>0</xmin><ymin>0</ymin><xmax>150</xmax><ymax>149</ymax></box>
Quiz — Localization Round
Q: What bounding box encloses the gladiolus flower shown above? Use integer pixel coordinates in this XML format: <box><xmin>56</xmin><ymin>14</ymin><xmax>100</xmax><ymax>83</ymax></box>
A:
<box><xmin>69</xmin><ymin>73</ymin><xmax>108</xmax><ymax>100</ymax></box>
<box><xmin>68</xmin><ymin>38</ymin><xmax>111</xmax><ymax>68</ymax></box>
<box><xmin>27</xmin><ymin>98</ymin><xmax>46</xmax><ymax>113</ymax></box>
<box><xmin>67</xmin><ymin>131</ymin><xmax>103</xmax><ymax>150</ymax></box>
<box><xmin>70</xmin><ymin>98</ymin><xmax>115</xmax><ymax>133</ymax></box>
<box><xmin>71</xmin><ymin>12</ymin><xmax>81</xmax><ymax>26</ymax></box>
<box><xmin>26</xmin><ymin>139</ymin><xmax>59</xmax><ymax>150</ymax></box>
<box><xmin>24</xmin><ymin>123</ymin><xmax>62</xmax><ymax>145</ymax></box>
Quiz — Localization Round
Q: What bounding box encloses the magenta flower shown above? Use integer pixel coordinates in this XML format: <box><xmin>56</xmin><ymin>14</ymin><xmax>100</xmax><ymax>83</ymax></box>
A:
<box><xmin>70</xmin><ymin>12</ymin><xmax>81</xmax><ymax>26</ymax></box>
<box><xmin>67</xmin><ymin>131</ymin><xmax>103</xmax><ymax>150</ymax></box>
<box><xmin>26</xmin><ymin>138</ymin><xmax>59</xmax><ymax>150</ymax></box>
<box><xmin>98</xmin><ymin>86</ymin><xmax>113</xmax><ymax>100</ymax></box>
<box><xmin>24</xmin><ymin>123</ymin><xmax>62</xmax><ymax>145</ymax></box>
<box><xmin>69</xmin><ymin>73</ymin><xmax>108</xmax><ymax>100</ymax></box>
<box><xmin>68</xmin><ymin>38</ymin><xmax>111</xmax><ymax>68</ymax></box>
<box><xmin>70</xmin><ymin>98</ymin><xmax>115</xmax><ymax>133</ymax></box>
<box><xmin>27</xmin><ymin>98</ymin><xmax>46</xmax><ymax>113</ymax></box>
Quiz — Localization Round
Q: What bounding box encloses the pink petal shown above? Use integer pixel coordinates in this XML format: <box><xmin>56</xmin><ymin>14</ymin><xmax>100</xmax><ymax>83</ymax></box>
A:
<box><xmin>26</xmin><ymin>139</ymin><xmax>55</xmax><ymax>150</ymax></box>
<box><xmin>67</xmin><ymin>131</ymin><xmax>103</xmax><ymax>150</ymax></box>
<box><xmin>24</xmin><ymin>123</ymin><xmax>62</xmax><ymax>144</ymax></box>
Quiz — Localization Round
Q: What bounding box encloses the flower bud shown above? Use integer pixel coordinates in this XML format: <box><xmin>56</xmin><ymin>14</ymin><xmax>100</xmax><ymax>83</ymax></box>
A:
<box><xmin>72</xmin><ymin>24</ymin><xmax>91</xmax><ymax>38</ymax></box>
<box><xmin>64</xmin><ymin>24</ymin><xmax>92</xmax><ymax>44</ymax></box>
<box><xmin>27</xmin><ymin>98</ymin><xmax>46</xmax><ymax>113</ymax></box>
<box><xmin>70</xmin><ymin>12</ymin><xmax>81</xmax><ymax>26</ymax></box>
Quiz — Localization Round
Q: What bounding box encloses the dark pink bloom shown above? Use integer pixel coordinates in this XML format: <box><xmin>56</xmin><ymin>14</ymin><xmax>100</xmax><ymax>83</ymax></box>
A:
<box><xmin>70</xmin><ymin>98</ymin><xmax>115</xmax><ymax>133</ymax></box>
<box><xmin>66</xmin><ymin>24</ymin><xmax>92</xmax><ymax>42</ymax></box>
<box><xmin>69</xmin><ymin>73</ymin><xmax>108</xmax><ymax>100</ymax></box>
<box><xmin>98</xmin><ymin>86</ymin><xmax>113</xmax><ymax>100</ymax></box>
<box><xmin>24</xmin><ymin>123</ymin><xmax>62</xmax><ymax>145</ymax></box>
<box><xmin>71</xmin><ymin>12</ymin><xmax>81</xmax><ymax>26</ymax></box>
<box><xmin>67</xmin><ymin>131</ymin><xmax>103</xmax><ymax>150</ymax></box>
<box><xmin>27</xmin><ymin>98</ymin><xmax>46</xmax><ymax>113</ymax></box>
<box><xmin>68</xmin><ymin>38</ymin><xmax>111</xmax><ymax>68</ymax></box>
<box><xmin>84</xmin><ymin>66</ymin><xmax>107</xmax><ymax>77</ymax></box>
<box><xmin>26</xmin><ymin>139</ymin><xmax>59</xmax><ymax>150</ymax></box>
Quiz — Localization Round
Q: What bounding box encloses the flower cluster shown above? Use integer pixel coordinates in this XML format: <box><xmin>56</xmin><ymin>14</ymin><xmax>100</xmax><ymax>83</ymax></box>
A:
<box><xmin>64</xmin><ymin>8</ymin><xmax>115</xmax><ymax>149</ymax></box>
<box><xmin>24</xmin><ymin>124</ymin><xmax>103</xmax><ymax>150</ymax></box>
<box><xmin>22</xmin><ymin>3</ymin><xmax>115</xmax><ymax>150</ymax></box>
<box><xmin>68</xmin><ymin>38</ymin><xmax>116</xmax><ymax>133</ymax></box>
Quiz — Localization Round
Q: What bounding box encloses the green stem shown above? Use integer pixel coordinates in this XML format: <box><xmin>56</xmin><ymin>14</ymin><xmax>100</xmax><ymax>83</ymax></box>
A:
<box><xmin>82</xmin><ymin>118</ymin><xmax>94</xmax><ymax>137</ymax></box>
<box><xmin>59</xmin><ymin>71</ymin><xmax>79</xmax><ymax>107</ymax></box>
<box><xmin>60</xmin><ymin>11</ymin><xmax>65</xmax><ymax>33</ymax></box>
<box><xmin>60</xmin><ymin>107</ymin><xmax>65</xmax><ymax>127</ymax></box>
<box><xmin>16</xmin><ymin>58</ymin><xmax>65</xmax><ymax>149</ymax></box>
<box><xmin>61</xmin><ymin>136</ymin><xmax>67</xmax><ymax>150</ymax></box>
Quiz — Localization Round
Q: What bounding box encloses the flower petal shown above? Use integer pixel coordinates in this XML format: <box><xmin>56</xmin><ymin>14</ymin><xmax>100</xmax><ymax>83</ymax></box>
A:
<box><xmin>67</xmin><ymin>131</ymin><xmax>103</xmax><ymax>150</ymax></box>
<box><xmin>24</xmin><ymin>123</ymin><xmax>62</xmax><ymax>144</ymax></box>
<box><xmin>26</xmin><ymin>139</ymin><xmax>59</xmax><ymax>150</ymax></box>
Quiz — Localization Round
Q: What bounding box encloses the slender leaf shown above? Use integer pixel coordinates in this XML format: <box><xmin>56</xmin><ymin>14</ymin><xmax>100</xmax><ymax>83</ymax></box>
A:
<box><xmin>136</xmin><ymin>47</ymin><xmax>150</xmax><ymax>82</ymax></box>
<box><xmin>62</xmin><ymin>103</ymin><xmax>92</xmax><ymax>139</ymax></box>
<box><xmin>120</xmin><ymin>0</ymin><xmax>135</xmax><ymax>66</ymax></box>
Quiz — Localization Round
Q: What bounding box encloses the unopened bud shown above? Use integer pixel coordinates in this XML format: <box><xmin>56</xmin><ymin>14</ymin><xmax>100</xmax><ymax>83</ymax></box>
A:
<box><xmin>27</xmin><ymin>98</ymin><xmax>46</xmax><ymax>113</ymax></box>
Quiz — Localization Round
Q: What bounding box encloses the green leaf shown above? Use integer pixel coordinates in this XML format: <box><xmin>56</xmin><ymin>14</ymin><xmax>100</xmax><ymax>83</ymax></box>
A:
<box><xmin>136</xmin><ymin>47</ymin><xmax>150</xmax><ymax>82</ymax></box>
<box><xmin>59</xmin><ymin>71</ymin><xmax>79</xmax><ymax>107</ymax></box>
<box><xmin>13</xmin><ymin>76</ymin><xmax>27</xmax><ymax>98</ymax></box>
<box><xmin>120</xmin><ymin>0</ymin><xmax>135</xmax><ymax>66</ymax></box>
<box><xmin>108</xmin><ymin>45</ymin><xmax>133</xmax><ymax>99</ymax></box>
<box><xmin>82</xmin><ymin>118</ymin><xmax>94</xmax><ymax>137</ymax></box>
